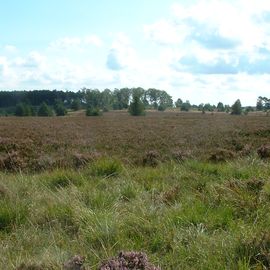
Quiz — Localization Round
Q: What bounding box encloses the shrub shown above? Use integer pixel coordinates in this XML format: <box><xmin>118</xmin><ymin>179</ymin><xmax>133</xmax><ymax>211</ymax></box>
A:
<box><xmin>0</xmin><ymin>151</ymin><xmax>26</xmax><ymax>172</ymax></box>
<box><xmin>129</xmin><ymin>94</ymin><xmax>145</xmax><ymax>116</ymax></box>
<box><xmin>142</xmin><ymin>150</ymin><xmax>160</xmax><ymax>167</ymax></box>
<box><xmin>171</xmin><ymin>149</ymin><xmax>191</xmax><ymax>162</ymax></box>
<box><xmin>70</xmin><ymin>98</ymin><xmax>81</xmax><ymax>111</ymax></box>
<box><xmin>246</xmin><ymin>178</ymin><xmax>265</xmax><ymax>194</ymax></box>
<box><xmin>15</xmin><ymin>103</ymin><xmax>33</xmax><ymax>117</ymax></box>
<box><xmin>209</xmin><ymin>148</ymin><xmax>235</xmax><ymax>162</ymax></box>
<box><xmin>99</xmin><ymin>251</ymin><xmax>160</xmax><ymax>270</ymax></box>
<box><xmin>72</xmin><ymin>152</ymin><xmax>101</xmax><ymax>168</ymax></box>
<box><xmin>54</xmin><ymin>102</ymin><xmax>67</xmax><ymax>116</ymax></box>
<box><xmin>180</xmin><ymin>101</ymin><xmax>191</xmax><ymax>111</ymax></box>
<box><xmin>231</xmin><ymin>99</ymin><xmax>242</xmax><ymax>115</ymax></box>
<box><xmin>63</xmin><ymin>255</ymin><xmax>85</xmax><ymax>270</ymax></box>
<box><xmin>37</xmin><ymin>102</ymin><xmax>53</xmax><ymax>117</ymax></box>
<box><xmin>257</xmin><ymin>144</ymin><xmax>270</xmax><ymax>159</ymax></box>
<box><xmin>157</xmin><ymin>104</ymin><xmax>166</xmax><ymax>111</ymax></box>
<box><xmin>86</xmin><ymin>107</ymin><xmax>102</xmax><ymax>116</ymax></box>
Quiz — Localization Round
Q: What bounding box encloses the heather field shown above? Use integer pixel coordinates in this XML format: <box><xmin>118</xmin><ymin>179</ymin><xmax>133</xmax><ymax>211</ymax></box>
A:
<box><xmin>1</xmin><ymin>111</ymin><xmax>270</xmax><ymax>269</ymax></box>
<box><xmin>0</xmin><ymin>111</ymin><xmax>270</xmax><ymax>172</ymax></box>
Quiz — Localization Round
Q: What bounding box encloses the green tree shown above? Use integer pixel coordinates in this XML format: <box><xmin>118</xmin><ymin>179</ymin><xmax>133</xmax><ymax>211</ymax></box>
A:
<box><xmin>198</xmin><ymin>103</ymin><xmax>204</xmax><ymax>111</ymax></box>
<box><xmin>86</xmin><ymin>107</ymin><xmax>102</xmax><ymax>116</ymax></box>
<box><xmin>129</xmin><ymin>93</ymin><xmax>145</xmax><ymax>116</ymax></box>
<box><xmin>175</xmin><ymin>98</ymin><xmax>183</xmax><ymax>108</ymax></box>
<box><xmin>15</xmin><ymin>103</ymin><xmax>32</xmax><ymax>116</ymax></box>
<box><xmin>231</xmin><ymin>99</ymin><xmax>242</xmax><ymax>115</ymax></box>
<box><xmin>217</xmin><ymin>102</ymin><xmax>225</xmax><ymax>112</ymax></box>
<box><xmin>71</xmin><ymin>98</ymin><xmax>80</xmax><ymax>111</ymax></box>
<box><xmin>15</xmin><ymin>103</ymin><xmax>26</xmax><ymax>116</ymax></box>
<box><xmin>54</xmin><ymin>100</ymin><xmax>67</xmax><ymax>116</ymax></box>
<box><xmin>180</xmin><ymin>101</ymin><xmax>191</xmax><ymax>112</ymax></box>
<box><xmin>203</xmin><ymin>103</ymin><xmax>214</xmax><ymax>112</ymax></box>
<box><xmin>38</xmin><ymin>102</ymin><xmax>53</xmax><ymax>117</ymax></box>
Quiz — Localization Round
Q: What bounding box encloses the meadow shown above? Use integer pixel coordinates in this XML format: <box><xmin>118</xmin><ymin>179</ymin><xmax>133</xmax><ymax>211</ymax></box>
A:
<box><xmin>1</xmin><ymin>111</ymin><xmax>270</xmax><ymax>269</ymax></box>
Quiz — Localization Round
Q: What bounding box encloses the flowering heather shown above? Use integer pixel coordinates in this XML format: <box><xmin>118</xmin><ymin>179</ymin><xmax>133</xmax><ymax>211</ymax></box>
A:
<box><xmin>99</xmin><ymin>251</ymin><xmax>160</xmax><ymax>270</ymax></box>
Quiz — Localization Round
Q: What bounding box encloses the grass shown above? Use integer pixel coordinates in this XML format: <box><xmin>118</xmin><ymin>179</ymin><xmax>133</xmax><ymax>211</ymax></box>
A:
<box><xmin>1</xmin><ymin>157</ymin><xmax>270</xmax><ymax>269</ymax></box>
<box><xmin>1</xmin><ymin>111</ymin><xmax>270</xmax><ymax>269</ymax></box>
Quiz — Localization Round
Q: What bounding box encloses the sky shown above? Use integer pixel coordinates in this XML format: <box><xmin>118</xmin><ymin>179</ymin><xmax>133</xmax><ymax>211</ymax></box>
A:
<box><xmin>1</xmin><ymin>0</ymin><xmax>270</xmax><ymax>105</ymax></box>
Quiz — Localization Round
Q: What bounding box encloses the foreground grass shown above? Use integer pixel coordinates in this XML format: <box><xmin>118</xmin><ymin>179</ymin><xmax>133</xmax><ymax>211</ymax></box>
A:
<box><xmin>1</xmin><ymin>157</ymin><xmax>270</xmax><ymax>269</ymax></box>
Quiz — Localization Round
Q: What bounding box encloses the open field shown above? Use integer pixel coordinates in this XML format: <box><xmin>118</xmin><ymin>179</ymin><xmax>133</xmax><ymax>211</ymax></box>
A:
<box><xmin>0</xmin><ymin>111</ymin><xmax>270</xmax><ymax>172</ymax></box>
<box><xmin>1</xmin><ymin>111</ymin><xmax>270</xmax><ymax>269</ymax></box>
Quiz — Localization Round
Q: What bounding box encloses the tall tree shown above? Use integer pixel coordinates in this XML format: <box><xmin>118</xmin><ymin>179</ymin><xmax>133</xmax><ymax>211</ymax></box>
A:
<box><xmin>217</xmin><ymin>102</ymin><xmax>225</xmax><ymax>112</ymax></box>
<box><xmin>231</xmin><ymin>99</ymin><xmax>242</xmax><ymax>115</ymax></box>
<box><xmin>175</xmin><ymin>98</ymin><xmax>183</xmax><ymax>108</ymax></box>
<box><xmin>129</xmin><ymin>93</ymin><xmax>145</xmax><ymax>116</ymax></box>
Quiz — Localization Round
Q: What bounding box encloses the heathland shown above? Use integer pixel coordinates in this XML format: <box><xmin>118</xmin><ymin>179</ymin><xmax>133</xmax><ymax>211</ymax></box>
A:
<box><xmin>1</xmin><ymin>110</ymin><xmax>270</xmax><ymax>269</ymax></box>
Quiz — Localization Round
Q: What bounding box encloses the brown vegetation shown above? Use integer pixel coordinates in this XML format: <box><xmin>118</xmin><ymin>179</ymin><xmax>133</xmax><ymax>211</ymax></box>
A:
<box><xmin>99</xmin><ymin>251</ymin><xmax>160</xmax><ymax>270</ymax></box>
<box><xmin>0</xmin><ymin>111</ymin><xmax>270</xmax><ymax>171</ymax></box>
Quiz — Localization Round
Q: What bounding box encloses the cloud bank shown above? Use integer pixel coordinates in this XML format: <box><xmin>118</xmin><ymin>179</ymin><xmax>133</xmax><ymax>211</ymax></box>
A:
<box><xmin>1</xmin><ymin>0</ymin><xmax>270</xmax><ymax>105</ymax></box>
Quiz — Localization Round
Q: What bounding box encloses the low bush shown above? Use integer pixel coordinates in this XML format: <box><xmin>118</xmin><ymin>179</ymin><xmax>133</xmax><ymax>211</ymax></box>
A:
<box><xmin>86</xmin><ymin>107</ymin><xmax>102</xmax><ymax>116</ymax></box>
<box><xmin>257</xmin><ymin>144</ymin><xmax>270</xmax><ymax>159</ymax></box>
<box><xmin>142</xmin><ymin>151</ymin><xmax>160</xmax><ymax>167</ymax></box>
<box><xmin>209</xmin><ymin>148</ymin><xmax>236</xmax><ymax>162</ymax></box>
<box><xmin>99</xmin><ymin>251</ymin><xmax>160</xmax><ymax>270</ymax></box>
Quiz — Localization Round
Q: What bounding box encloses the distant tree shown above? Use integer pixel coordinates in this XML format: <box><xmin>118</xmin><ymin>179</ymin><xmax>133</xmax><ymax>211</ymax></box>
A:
<box><xmin>203</xmin><ymin>103</ymin><xmax>214</xmax><ymax>112</ymax></box>
<box><xmin>15</xmin><ymin>103</ymin><xmax>26</xmax><ymax>116</ymax></box>
<box><xmin>129</xmin><ymin>93</ymin><xmax>145</xmax><ymax>116</ymax></box>
<box><xmin>244</xmin><ymin>106</ymin><xmax>254</xmax><ymax>115</ymax></box>
<box><xmin>71</xmin><ymin>98</ymin><xmax>80</xmax><ymax>111</ymax></box>
<box><xmin>54</xmin><ymin>100</ymin><xmax>67</xmax><ymax>116</ymax></box>
<box><xmin>15</xmin><ymin>103</ymin><xmax>32</xmax><ymax>116</ymax></box>
<box><xmin>175</xmin><ymin>98</ymin><xmax>183</xmax><ymax>108</ymax></box>
<box><xmin>101</xmin><ymin>89</ymin><xmax>113</xmax><ymax>111</ymax></box>
<box><xmin>158</xmin><ymin>104</ymin><xmax>166</xmax><ymax>111</ymax></box>
<box><xmin>217</xmin><ymin>102</ymin><xmax>225</xmax><ymax>112</ymax></box>
<box><xmin>86</xmin><ymin>107</ymin><xmax>102</xmax><ymax>116</ymax></box>
<box><xmin>180</xmin><ymin>101</ymin><xmax>191</xmax><ymax>112</ymax></box>
<box><xmin>224</xmin><ymin>105</ymin><xmax>230</xmax><ymax>113</ymax></box>
<box><xmin>256</xmin><ymin>98</ymin><xmax>263</xmax><ymax>111</ymax></box>
<box><xmin>257</xmin><ymin>96</ymin><xmax>270</xmax><ymax>111</ymax></box>
<box><xmin>231</xmin><ymin>99</ymin><xmax>242</xmax><ymax>115</ymax></box>
<box><xmin>198</xmin><ymin>103</ymin><xmax>204</xmax><ymax>111</ymax></box>
<box><xmin>38</xmin><ymin>102</ymin><xmax>53</xmax><ymax>116</ymax></box>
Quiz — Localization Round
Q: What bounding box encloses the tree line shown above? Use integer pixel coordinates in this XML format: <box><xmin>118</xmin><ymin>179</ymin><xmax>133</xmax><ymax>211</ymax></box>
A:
<box><xmin>0</xmin><ymin>88</ymin><xmax>267</xmax><ymax>116</ymax></box>
<box><xmin>0</xmin><ymin>88</ymin><xmax>173</xmax><ymax>116</ymax></box>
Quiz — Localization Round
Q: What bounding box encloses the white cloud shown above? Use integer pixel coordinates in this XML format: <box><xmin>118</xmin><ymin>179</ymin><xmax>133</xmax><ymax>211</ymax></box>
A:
<box><xmin>4</xmin><ymin>45</ymin><xmax>17</xmax><ymax>53</ymax></box>
<box><xmin>106</xmin><ymin>33</ymin><xmax>138</xmax><ymax>70</ymax></box>
<box><xmin>144</xmin><ymin>19</ymin><xmax>188</xmax><ymax>45</ymax></box>
<box><xmin>2</xmin><ymin>1</ymin><xmax>270</xmax><ymax>106</ymax></box>
<box><xmin>49</xmin><ymin>35</ymin><xmax>103</xmax><ymax>51</ymax></box>
<box><xmin>84</xmin><ymin>35</ymin><xmax>103</xmax><ymax>47</ymax></box>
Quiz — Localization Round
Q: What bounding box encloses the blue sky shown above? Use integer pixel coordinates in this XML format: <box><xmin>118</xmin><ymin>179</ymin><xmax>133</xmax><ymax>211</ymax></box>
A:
<box><xmin>0</xmin><ymin>0</ymin><xmax>270</xmax><ymax>105</ymax></box>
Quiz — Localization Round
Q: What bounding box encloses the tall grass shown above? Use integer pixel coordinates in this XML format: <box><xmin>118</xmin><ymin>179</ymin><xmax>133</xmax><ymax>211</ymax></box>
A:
<box><xmin>1</xmin><ymin>157</ymin><xmax>270</xmax><ymax>269</ymax></box>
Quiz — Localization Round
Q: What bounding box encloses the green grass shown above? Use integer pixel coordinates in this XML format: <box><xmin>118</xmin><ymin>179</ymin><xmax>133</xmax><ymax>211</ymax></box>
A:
<box><xmin>1</xmin><ymin>157</ymin><xmax>270</xmax><ymax>269</ymax></box>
